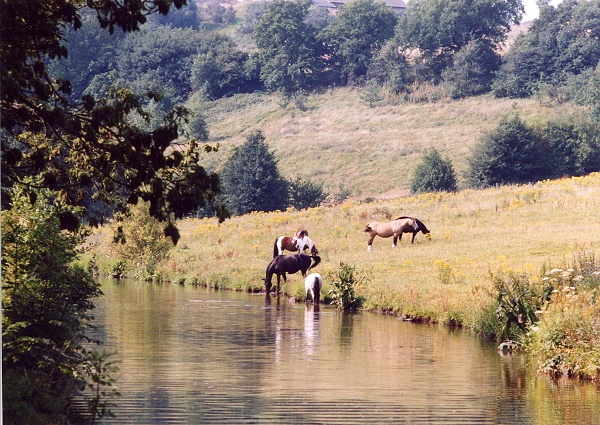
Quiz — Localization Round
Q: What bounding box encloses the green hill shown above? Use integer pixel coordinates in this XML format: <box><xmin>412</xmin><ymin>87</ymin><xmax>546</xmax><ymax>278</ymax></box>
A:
<box><xmin>195</xmin><ymin>88</ymin><xmax>583</xmax><ymax>199</ymax></box>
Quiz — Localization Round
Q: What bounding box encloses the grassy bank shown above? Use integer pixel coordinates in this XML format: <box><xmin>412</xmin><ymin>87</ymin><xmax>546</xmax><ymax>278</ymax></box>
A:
<box><xmin>88</xmin><ymin>173</ymin><xmax>600</xmax><ymax>327</ymax></box>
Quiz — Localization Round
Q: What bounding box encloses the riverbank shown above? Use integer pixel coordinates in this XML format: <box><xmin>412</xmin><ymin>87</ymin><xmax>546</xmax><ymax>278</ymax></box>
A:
<box><xmin>86</xmin><ymin>173</ymin><xmax>600</xmax><ymax>378</ymax></box>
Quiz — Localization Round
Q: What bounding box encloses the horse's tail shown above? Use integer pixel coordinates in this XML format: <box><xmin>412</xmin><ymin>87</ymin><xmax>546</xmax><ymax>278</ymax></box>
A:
<box><xmin>414</xmin><ymin>218</ymin><xmax>430</xmax><ymax>234</ymax></box>
<box><xmin>273</xmin><ymin>238</ymin><xmax>280</xmax><ymax>258</ymax></box>
<box><xmin>309</xmin><ymin>255</ymin><xmax>321</xmax><ymax>270</ymax></box>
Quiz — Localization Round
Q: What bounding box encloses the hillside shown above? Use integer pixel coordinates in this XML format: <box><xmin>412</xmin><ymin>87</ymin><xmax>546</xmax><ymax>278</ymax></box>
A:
<box><xmin>194</xmin><ymin>88</ymin><xmax>583</xmax><ymax>199</ymax></box>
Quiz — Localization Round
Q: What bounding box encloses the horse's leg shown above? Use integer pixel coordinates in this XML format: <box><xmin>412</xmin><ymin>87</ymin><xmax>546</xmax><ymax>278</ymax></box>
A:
<box><xmin>367</xmin><ymin>235</ymin><xmax>375</xmax><ymax>252</ymax></box>
<box><xmin>411</xmin><ymin>232</ymin><xmax>416</xmax><ymax>243</ymax></box>
<box><xmin>392</xmin><ymin>234</ymin><xmax>398</xmax><ymax>248</ymax></box>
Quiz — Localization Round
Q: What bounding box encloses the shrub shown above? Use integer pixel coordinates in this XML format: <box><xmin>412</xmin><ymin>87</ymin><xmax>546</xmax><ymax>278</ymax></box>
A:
<box><xmin>410</xmin><ymin>148</ymin><xmax>457</xmax><ymax>193</ymax></box>
<box><xmin>327</xmin><ymin>262</ymin><xmax>369</xmax><ymax>312</ymax></box>
<box><xmin>287</xmin><ymin>175</ymin><xmax>327</xmax><ymax>209</ymax></box>
<box><xmin>465</xmin><ymin>114</ymin><xmax>547</xmax><ymax>187</ymax></box>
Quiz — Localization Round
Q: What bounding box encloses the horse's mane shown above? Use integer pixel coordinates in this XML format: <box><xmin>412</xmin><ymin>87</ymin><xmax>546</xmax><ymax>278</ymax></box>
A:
<box><xmin>394</xmin><ymin>216</ymin><xmax>430</xmax><ymax>234</ymax></box>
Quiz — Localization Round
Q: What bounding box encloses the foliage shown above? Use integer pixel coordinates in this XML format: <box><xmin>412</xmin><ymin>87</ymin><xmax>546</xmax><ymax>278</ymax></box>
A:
<box><xmin>111</xmin><ymin>201</ymin><xmax>174</xmax><ymax>279</ymax></box>
<box><xmin>492</xmin><ymin>0</ymin><xmax>600</xmax><ymax>98</ymax></box>
<box><xmin>287</xmin><ymin>175</ymin><xmax>327</xmax><ymax>210</ymax></box>
<box><xmin>489</xmin><ymin>271</ymin><xmax>553</xmax><ymax>341</ymax></box>
<box><xmin>524</xmin><ymin>256</ymin><xmax>600</xmax><ymax>380</ymax></box>
<box><xmin>442</xmin><ymin>39</ymin><xmax>500</xmax><ymax>99</ymax></box>
<box><xmin>366</xmin><ymin>41</ymin><xmax>411</xmax><ymax>94</ymax></box>
<box><xmin>220</xmin><ymin>130</ymin><xmax>289</xmax><ymax>215</ymax></box>
<box><xmin>410</xmin><ymin>148</ymin><xmax>457</xmax><ymax>193</ymax></box>
<box><xmin>540</xmin><ymin>117</ymin><xmax>600</xmax><ymax>178</ymax></box>
<box><xmin>396</xmin><ymin>0</ymin><xmax>522</xmax><ymax>80</ymax></box>
<box><xmin>1</xmin><ymin>186</ymin><xmax>111</xmax><ymax>423</ymax></box>
<box><xmin>465</xmin><ymin>114</ymin><xmax>547</xmax><ymax>187</ymax></box>
<box><xmin>253</xmin><ymin>0</ymin><xmax>324</xmax><ymax>96</ymax></box>
<box><xmin>327</xmin><ymin>262</ymin><xmax>369</xmax><ymax>312</ymax></box>
<box><xmin>320</xmin><ymin>0</ymin><xmax>398</xmax><ymax>85</ymax></box>
<box><xmin>1</xmin><ymin>0</ymin><xmax>228</xmax><ymax>233</ymax></box>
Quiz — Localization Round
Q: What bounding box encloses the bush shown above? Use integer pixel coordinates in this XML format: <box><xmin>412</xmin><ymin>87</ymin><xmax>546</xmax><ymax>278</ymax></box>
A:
<box><xmin>2</xmin><ymin>185</ymin><xmax>115</xmax><ymax>423</ymax></box>
<box><xmin>287</xmin><ymin>175</ymin><xmax>327</xmax><ymax>209</ymax></box>
<box><xmin>327</xmin><ymin>262</ymin><xmax>369</xmax><ymax>312</ymax></box>
<box><xmin>465</xmin><ymin>114</ymin><xmax>547</xmax><ymax>187</ymax></box>
<box><xmin>410</xmin><ymin>148</ymin><xmax>457</xmax><ymax>193</ymax></box>
<box><xmin>111</xmin><ymin>201</ymin><xmax>174</xmax><ymax>280</ymax></box>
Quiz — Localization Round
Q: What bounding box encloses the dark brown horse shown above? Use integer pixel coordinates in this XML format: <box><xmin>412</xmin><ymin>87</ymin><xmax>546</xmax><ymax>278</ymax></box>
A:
<box><xmin>273</xmin><ymin>229</ymin><xmax>318</xmax><ymax>258</ymax></box>
<box><xmin>364</xmin><ymin>216</ymin><xmax>430</xmax><ymax>251</ymax></box>
<box><xmin>264</xmin><ymin>253</ymin><xmax>321</xmax><ymax>293</ymax></box>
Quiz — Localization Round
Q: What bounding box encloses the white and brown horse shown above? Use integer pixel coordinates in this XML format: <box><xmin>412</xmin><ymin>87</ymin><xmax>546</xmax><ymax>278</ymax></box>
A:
<box><xmin>364</xmin><ymin>216</ymin><xmax>430</xmax><ymax>251</ymax></box>
<box><xmin>304</xmin><ymin>272</ymin><xmax>323</xmax><ymax>305</ymax></box>
<box><xmin>273</xmin><ymin>229</ymin><xmax>318</xmax><ymax>258</ymax></box>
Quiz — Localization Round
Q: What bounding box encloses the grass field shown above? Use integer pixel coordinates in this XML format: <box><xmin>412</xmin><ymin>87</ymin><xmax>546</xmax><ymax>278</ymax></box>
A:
<box><xmin>89</xmin><ymin>172</ymin><xmax>600</xmax><ymax>333</ymax></box>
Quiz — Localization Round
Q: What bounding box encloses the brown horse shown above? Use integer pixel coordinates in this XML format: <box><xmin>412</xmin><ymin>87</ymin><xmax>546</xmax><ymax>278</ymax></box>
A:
<box><xmin>264</xmin><ymin>253</ymin><xmax>321</xmax><ymax>293</ymax></box>
<box><xmin>273</xmin><ymin>229</ymin><xmax>318</xmax><ymax>258</ymax></box>
<box><xmin>364</xmin><ymin>216</ymin><xmax>430</xmax><ymax>251</ymax></box>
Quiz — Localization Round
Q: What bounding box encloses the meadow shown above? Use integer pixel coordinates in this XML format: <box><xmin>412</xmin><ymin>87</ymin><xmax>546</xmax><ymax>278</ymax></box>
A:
<box><xmin>89</xmin><ymin>172</ymin><xmax>600</xmax><ymax>333</ymax></box>
<box><xmin>190</xmin><ymin>88</ymin><xmax>587</xmax><ymax>199</ymax></box>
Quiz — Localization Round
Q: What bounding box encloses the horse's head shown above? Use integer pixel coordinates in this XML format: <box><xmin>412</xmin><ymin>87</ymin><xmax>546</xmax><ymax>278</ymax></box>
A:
<box><xmin>364</xmin><ymin>224</ymin><xmax>373</xmax><ymax>233</ymax></box>
<box><xmin>296</xmin><ymin>229</ymin><xmax>308</xmax><ymax>238</ymax></box>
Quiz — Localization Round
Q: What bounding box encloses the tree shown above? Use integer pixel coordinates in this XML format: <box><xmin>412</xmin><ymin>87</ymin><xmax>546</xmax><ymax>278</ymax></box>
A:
<box><xmin>396</xmin><ymin>0</ymin><xmax>522</xmax><ymax>81</ymax></box>
<box><xmin>253</xmin><ymin>0</ymin><xmax>324</xmax><ymax>96</ymax></box>
<box><xmin>1</xmin><ymin>0</ymin><xmax>227</xmax><ymax>231</ymax></box>
<box><xmin>190</xmin><ymin>33</ymin><xmax>261</xmax><ymax>100</ymax></box>
<box><xmin>220</xmin><ymin>130</ymin><xmax>289</xmax><ymax>215</ymax></box>
<box><xmin>492</xmin><ymin>0</ymin><xmax>600</xmax><ymax>98</ymax></box>
<box><xmin>465</xmin><ymin>115</ymin><xmax>547</xmax><ymax>187</ymax></box>
<box><xmin>442</xmin><ymin>38</ymin><xmax>500</xmax><ymax>98</ymax></box>
<box><xmin>320</xmin><ymin>0</ymin><xmax>398</xmax><ymax>85</ymax></box>
<box><xmin>1</xmin><ymin>1</ymin><xmax>226</xmax><ymax>422</ymax></box>
<box><xmin>410</xmin><ymin>148</ymin><xmax>457</xmax><ymax>193</ymax></box>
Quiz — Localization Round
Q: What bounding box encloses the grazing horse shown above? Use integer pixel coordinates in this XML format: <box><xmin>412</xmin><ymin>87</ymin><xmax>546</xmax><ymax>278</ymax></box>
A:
<box><xmin>264</xmin><ymin>254</ymin><xmax>321</xmax><ymax>293</ymax></box>
<box><xmin>304</xmin><ymin>273</ymin><xmax>323</xmax><ymax>305</ymax></box>
<box><xmin>364</xmin><ymin>216</ymin><xmax>430</xmax><ymax>251</ymax></box>
<box><xmin>273</xmin><ymin>230</ymin><xmax>318</xmax><ymax>257</ymax></box>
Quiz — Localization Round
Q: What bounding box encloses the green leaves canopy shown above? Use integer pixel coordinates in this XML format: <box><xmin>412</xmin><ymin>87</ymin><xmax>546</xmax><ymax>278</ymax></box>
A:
<box><xmin>1</xmin><ymin>0</ymin><xmax>227</xmax><ymax>234</ymax></box>
<box><xmin>253</xmin><ymin>0</ymin><xmax>324</xmax><ymax>96</ymax></box>
<box><xmin>397</xmin><ymin>0</ymin><xmax>523</xmax><ymax>79</ymax></box>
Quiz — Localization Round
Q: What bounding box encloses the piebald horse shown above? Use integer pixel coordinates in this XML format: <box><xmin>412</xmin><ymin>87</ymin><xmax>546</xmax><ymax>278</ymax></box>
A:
<box><xmin>264</xmin><ymin>253</ymin><xmax>321</xmax><ymax>293</ymax></box>
<box><xmin>304</xmin><ymin>273</ymin><xmax>323</xmax><ymax>305</ymax></box>
<box><xmin>273</xmin><ymin>230</ymin><xmax>318</xmax><ymax>258</ymax></box>
<box><xmin>364</xmin><ymin>216</ymin><xmax>430</xmax><ymax>251</ymax></box>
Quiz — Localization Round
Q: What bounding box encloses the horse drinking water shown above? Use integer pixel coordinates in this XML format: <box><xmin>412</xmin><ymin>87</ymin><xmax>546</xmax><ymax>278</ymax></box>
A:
<box><xmin>304</xmin><ymin>273</ymin><xmax>323</xmax><ymax>305</ymax></box>
<box><xmin>264</xmin><ymin>253</ymin><xmax>321</xmax><ymax>293</ymax></box>
<box><xmin>273</xmin><ymin>230</ymin><xmax>318</xmax><ymax>258</ymax></box>
<box><xmin>364</xmin><ymin>216</ymin><xmax>430</xmax><ymax>251</ymax></box>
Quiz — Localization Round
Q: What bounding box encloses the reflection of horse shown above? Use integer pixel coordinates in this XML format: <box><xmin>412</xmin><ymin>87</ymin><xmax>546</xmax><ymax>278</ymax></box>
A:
<box><xmin>273</xmin><ymin>230</ymin><xmax>318</xmax><ymax>257</ymax></box>
<box><xmin>364</xmin><ymin>216</ymin><xmax>430</xmax><ymax>251</ymax></box>
<box><xmin>304</xmin><ymin>273</ymin><xmax>323</xmax><ymax>305</ymax></box>
<box><xmin>264</xmin><ymin>254</ymin><xmax>321</xmax><ymax>293</ymax></box>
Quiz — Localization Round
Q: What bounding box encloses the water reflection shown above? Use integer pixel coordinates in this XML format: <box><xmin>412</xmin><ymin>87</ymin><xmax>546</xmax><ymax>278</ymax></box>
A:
<box><xmin>91</xmin><ymin>279</ymin><xmax>600</xmax><ymax>425</ymax></box>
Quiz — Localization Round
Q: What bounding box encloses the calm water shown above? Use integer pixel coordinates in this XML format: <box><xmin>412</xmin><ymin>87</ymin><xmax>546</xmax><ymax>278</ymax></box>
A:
<box><xmin>90</xmin><ymin>279</ymin><xmax>600</xmax><ymax>425</ymax></box>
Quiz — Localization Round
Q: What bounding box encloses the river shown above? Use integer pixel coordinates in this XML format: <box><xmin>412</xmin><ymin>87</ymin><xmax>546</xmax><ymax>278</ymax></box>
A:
<box><xmin>90</xmin><ymin>278</ymin><xmax>600</xmax><ymax>424</ymax></box>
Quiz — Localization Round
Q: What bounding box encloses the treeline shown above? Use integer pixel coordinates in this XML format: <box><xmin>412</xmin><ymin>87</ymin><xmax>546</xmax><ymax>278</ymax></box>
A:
<box><xmin>52</xmin><ymin>0</ymin><xmax>600</xmax><ymax>117</ymax></box>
